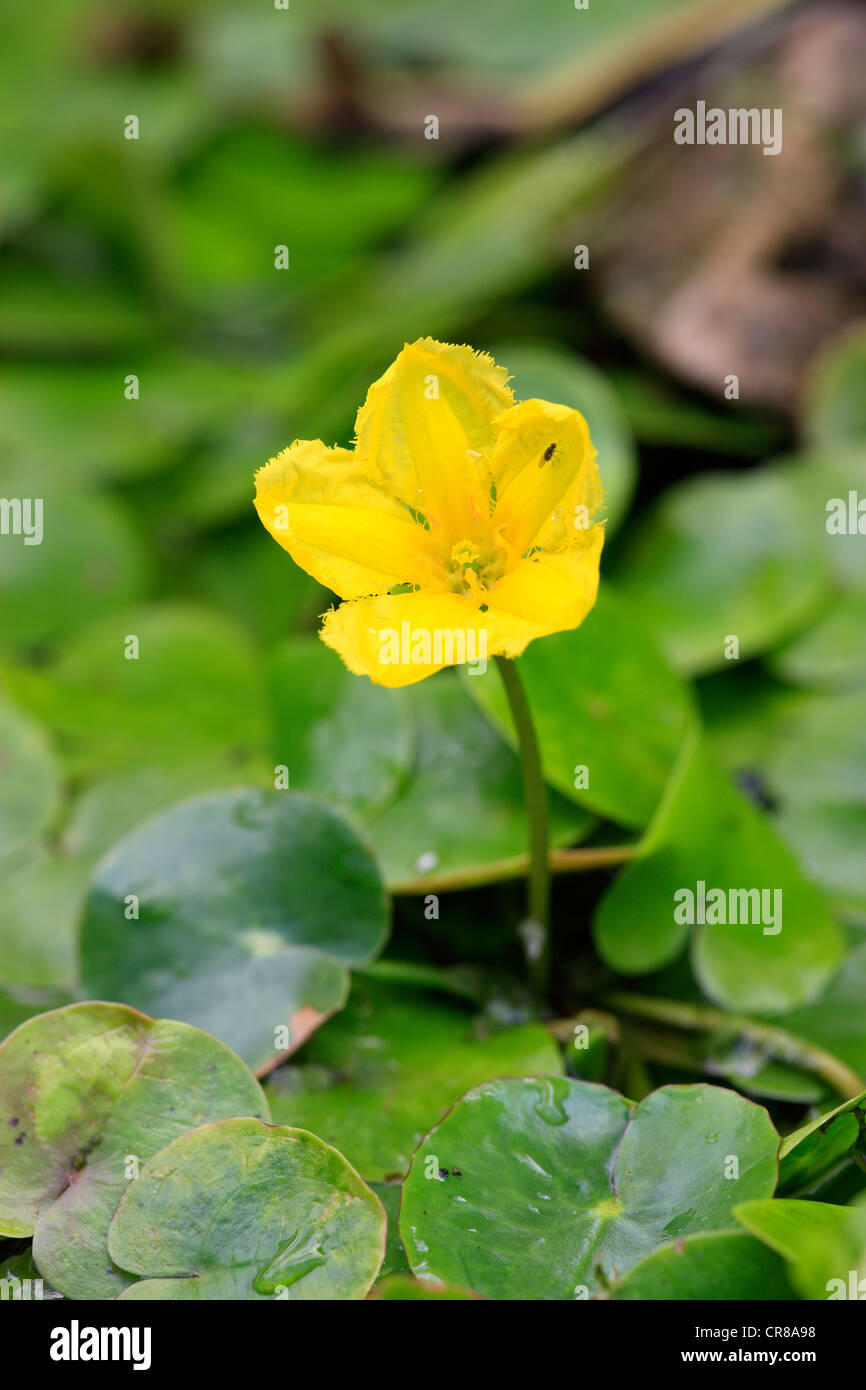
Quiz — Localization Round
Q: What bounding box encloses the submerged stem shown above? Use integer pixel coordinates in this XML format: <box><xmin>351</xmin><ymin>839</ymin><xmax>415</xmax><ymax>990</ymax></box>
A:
<box><xmin>494</xmin><ymin>655</ymin><xmax>551</xmax><ymax>996</ymax></box>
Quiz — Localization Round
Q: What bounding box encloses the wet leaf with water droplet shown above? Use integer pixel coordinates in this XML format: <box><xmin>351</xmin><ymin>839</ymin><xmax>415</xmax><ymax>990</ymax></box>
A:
<box><xmin>80</xmin><ymin>790</ymin><xmax>389</xmax><ymax>1072</ymax></box>
<box><xmin>0</xmin><ymin>1002</ymin><xmax>268</xmax><ymax>1299</ymax></box>
<box><xmin>108</xmin><ymin>1119</ymin><xmax>385</xmax><ymax>1300</ymax></box>
<box><xmin>401</xmin><ymin>1078</ymin><xmax>778</xmax><ymax>1299</ymax></box>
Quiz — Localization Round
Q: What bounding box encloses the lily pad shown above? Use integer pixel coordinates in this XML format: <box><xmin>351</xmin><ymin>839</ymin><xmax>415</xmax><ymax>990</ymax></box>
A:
<box><xmin>778</xmin><ymin>1090</ymin><xmax>866</xmax><ymax>1196</ymax></box>
<box><xmin>491</xmin><ymin>342</ymin><xmax>637</xmax><ymax>533</ymax></box>
<box><xmin>274</xmin><ymin>646</ymin><xmax>591</xmax><ymax>888</ymax></box>
<box><xmin>781</xmin><ymin>942</ymin><xmax>866</xmax><ymax>1081</ymax></box>
<box><xmin>735</xmin><ymin>1197</ymin><xmax>866</xmax><ymax>1301</ymax></box>
<box><xmin>270</xmin><ymin>638</ymin><xmax>414</xmax><ymax>824</ymax></box>
<box><xmin>593</xmin><ymin>734</ymin><xmax>844</xmax><ymax>1010</ymax></box>
<box><xmin>609</xmin><ymin>1230</ymin><xmax>796</xmax><ymax>1300</ymax></box>
<box><xmin>0</xmin><ymin>492</ymin><xmax>149</xmax><ymax>650</ymax></box>
<box><xmin>264</xmin><ymin>978</ymin><xmax>561</xmax><ymax>1181</ymax></box>
<box><xmin>767</xmin><ymin>594</ymin><xmax>866</xmax><ymax>691</ymax></box>
<box><xmin>0</xmin><ymin>699</ymin><xmax>60</xmax><ymax>858</ymax></box>
<box><xmin>3</xmin><ymin>603</ymin><xmax>269</xmax><ymax>779</ymax></box>
<box><xmin>108</xmin><ymin>1118</ymin><xmax>385</xmax><ymax>1300</ymax></box>
<box><xmin>0</xmin><ymin>844</ymin><xmax>84</xmax><ymax>987</ymax></box>
<box><xmin>80</xmin><ymin>790</ymin><xmax>389</xmax><ymax>1072</ymax></box>
<box><xmin>465</xmin><ymin>586</ymin><xmax>696</xmax><ymax>829</ymax></box>
<box><xmin>400</xmin><ymin>1077</ymin><xmax>779</xmax><ymax>1299</ymax></box>
<box><xmin>613</xmin><ymin>466</ymin><xmax>830</xmax><ymax>675</ymax></box>
<box><xmin>0</xmin><ymin>1002</ymin><xmax>268</xmax><ymax>1299</ymax></box>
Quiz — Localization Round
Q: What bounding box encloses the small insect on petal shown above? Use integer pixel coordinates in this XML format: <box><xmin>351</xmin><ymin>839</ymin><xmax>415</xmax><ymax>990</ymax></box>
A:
<box><xmin>540</xmin><ymin>442</ymin><xmax>557</xmax><ymax>465</ymax></box>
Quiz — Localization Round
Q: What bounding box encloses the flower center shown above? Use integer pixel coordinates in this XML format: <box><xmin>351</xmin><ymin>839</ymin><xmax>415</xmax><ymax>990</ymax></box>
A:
<box><xmin>448</xmin><ymin>539</ymin><xmax>503</xmax><ymax>597</ymax></box>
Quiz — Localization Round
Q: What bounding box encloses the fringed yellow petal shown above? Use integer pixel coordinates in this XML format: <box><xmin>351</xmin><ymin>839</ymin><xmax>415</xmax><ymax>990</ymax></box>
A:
<box><xmin>254</xmin><ymin>440</ymin><xmax>443</xmax><ymax>599</ymax></box>
<box><xmin>485</xmin><ymin>528</ymin><xmax>604</xmax><ymax>639</ymax></box>
<box><xmin>490</xmin><ymin>400</ymin><xmax>603</xmax><ymax>557</ymax></box>
<box><xmin>353</xmin><ymin>338</ymin><xmax>514</xmax><ymax>544</ymax></box>
<box><xmin>319</xmin><ymin>590</ymin><xmax>521</xmax><ymax>688</ymax></box>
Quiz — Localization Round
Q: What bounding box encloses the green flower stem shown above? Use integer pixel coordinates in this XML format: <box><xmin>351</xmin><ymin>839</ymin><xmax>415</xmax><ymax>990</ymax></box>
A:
<box><xmin>601</xmin><ymin>992</ymin><xmax>865</xmax><ymax>1100</ymax></box>
<box><xmin>494</xmin><ymin>655</ymin><xmax>551</xmax><ymax>996</ymax></box>
<box><xmin>389</xmin><ymin>844</ymin><xmax>634</xmax><ymax>896</ymax></box>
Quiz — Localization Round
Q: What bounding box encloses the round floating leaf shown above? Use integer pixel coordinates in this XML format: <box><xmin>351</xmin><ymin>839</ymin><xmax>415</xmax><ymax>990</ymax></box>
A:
<box><xmin>613</xmin><ymin>466</ymin><xmax>830</xmax><ymax>675</ymax></box>
<box><xmin>0</xmin><ymin>699</ymin><xmax>60</xmax><ymax>857</ymax></box>
<box><xmin>465</xmin><ymin>586</ymin><xmax>695</xmax><ymax>829</ymax></box>
<box><xmin>108</xmin><ymin>1118</ymin><xmax>385</xmax><ymax>1300</ymax></box>
<box><xmin>0</xmin><ymin>492</ymin><xmax>149</xmax><ymax>649</ymax></box>
<box><xmin>0</xmin><ymin>844</ymin><xmax>83</xmax><ymax>988</ymax></box>
<box><xmin>80</xmin><ymin>790</ymin><xmax>389</xmax><ymax>1072</ymax></box>
<box><xmin>271</xmin><ymin>638</ymin><xmax>414</xmax><ymax>824</ymax></box>
<box><xmin>274</xmin><ymin>646</ymin><xmax>590</xmax><ymax>887</ymax></box>
<box><xmin>788</xmin><ymin>447</ymin><xmax>866</xmax><ymax>595</ymax></box>
<box><xmin>0</xmin><ymin>1002</ymin><xmax>268</xmax><ymax>1299</ymax></box>
<box><xmin>593</xmin><ymin>735</ymin><xmax>843</xmax><ymax>1009</ymax></box>
<box><xmin>64</xmin><ymin>756</ymin><xmax>272</xmax><ymax>866</ymax></box>
<box><xmin>400</xmin><ymin>1077</ymin><xmax>779</xmax><ymax>1299</ymax></box>
<box><xmin>492</xmin><ymin>342</ymin><xmax>637</xmax><ymax>533</ymax></box>
<box><xmin>735</xmin><ymin>1197</ymin><xmax>866</xmax><ymax>1301</ymax></box>
<box><xmin>265</xmin><ymin>978</ymin><xmax>560</xmax><ymax>1181</ymax></box>
<box><xmin>609</xmin><ymin>1230</ymin><xmax>796</xmax><ymax>1300</ymax></box>
<box><xmin>768</xmin><ymin>594</ymin><xmax>866</xmax><ymax>691</ymax></box>
<box><xmin>774</xmin><ymin>803</ymin><xmax>866</xmax><ymax>923</ymax></box>
<box><xmin>370</xmin><ymin>673</ymin><xmax>591</xmax><ymax>887</ymax></box>
<box><xmin>0</xmin><ymin>1246</ymin><xmax>62</xmax><ymax>1300</ymax></box>
<box><xmin>764</xmin><ymin>690</ymin><xmax>866</xmax><ymax>808</ymax></box>
<box><xmin>4</xmin><ymin>603</ymin><xmax>269</xmax><ymax>779</ymax></box>
<box><xmin>778</xmin><ymin>1090</ymin><xmax>866</xmax><ymax>1196</ymax></box>
<box><xmin>781</xmin><ymin>942</ymin><xmax>866</xmax><ymax>1081</ymax></box>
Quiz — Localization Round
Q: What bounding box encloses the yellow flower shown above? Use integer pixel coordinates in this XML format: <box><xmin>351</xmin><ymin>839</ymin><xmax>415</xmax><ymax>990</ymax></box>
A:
<box><xmin>254</xmin><ymin>338</ymin><xmax>604</xmax><ymax>687</ymax></box>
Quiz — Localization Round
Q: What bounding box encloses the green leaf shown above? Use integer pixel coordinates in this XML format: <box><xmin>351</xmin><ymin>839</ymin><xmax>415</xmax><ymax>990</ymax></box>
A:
<box><xmin>0</xmin><ymin>845</ymin><xmax>83</xmax><ymax>988</ymax></box>
<box><xmin>735</xmin><ymin>1196</ymin><xmax>866</xmax><ymax>1301</ymax></box>
<box><xmin>80</xmin><ymin>790</ymin><xmax>390</xmax><ymax>1072</ymax></box>
<box><xmin>802</xmin><ymin>323</ymin><xmax>866</xmax><ymax>447</ymax></box>
<box><xmin>108</xmin><ymin>1118</ymin><xmax>385</xmax><ymax>1300</ymax></box>
<box><xmin>782</xmin><ymin>942</ymin><xmax>866</xmax><ymax>1080</ymax></box>
<box><xmin>0</xmin><ymin>699</ymin><xmax>60</xmax><ymax>857</ymax></box>
<box><xmin>613</xmin><ymin>467</ymin><xmax>830</xmax><ymax>675</ymax></box>
<box><xmin>0</xmin><ymin>493</ymin><xmax>149</xmax><ymax>650</ymax></box>
<box><xmin>264</xmin><ymin>978</ymin><xmax>561</xmax><ymax>1181</ymax></box>
<box><xmin>491</xmin><ymin>342</ymin><xmax>636</xmax><ymax>533</ymax></box>
<box><xmin>774</xmin><ymin>804</ymin><xmax>866</xmax><ymax>923</ymax></box>
<box><xmin>271</xmin><ymin>639</ymin><xmax>414</xmax><ymax>824</ymax></box>
<box><xmin>400</xmin><ymin>1077</ymin><xmax>779</xmax><ymax>1299</ymax></box>
<box><xmin>609</xmin><ymin>1230</ymin><xmax>797</xmax><ymax>1300</ymax></box>
<box><xmin>0</xmin><ymin>1246</ymin><xmax>62</xmax><ymax>1300</ymax></box>
<box><xmin>274</xmin><ymin>647</ymin><xmax>591</xmax><ymax>887</ymax></box>
<box><xmin>593</xmin><ymin>734</ymin><xmax>844</xmax><ymax>1008</ymax></box>
<box><xmin>465</xmin><ymin>586</ymin><xmax>696</xmax><ymax>829</ymax></box>
<box><xmin>0</xmin><ymin>1002</ymin><xmax>268</xmax><ymax>1299</ymax></box>
<box><xmin>4</xmin><ymin>603</ymin><xmax>268</xmax><ymax>779</ymax></box>
<box><xmin>764</xmin><ymin>690</ymin><xmax>866</xmax><ymax>808</ymax></box>
<box><xmin>788</xmin><ymin>447</ymin><xmax>866</xmax><ymax>595</ymax></box>
<box><xmin>768</xmin><ymin>594</ymin><xmax>866</xmax><ymax>691</ymax></box>
<box><xmin>778</xmin><ymin>1090</ymin><xmax>866</xmax><ymax>1196</ymax></box>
